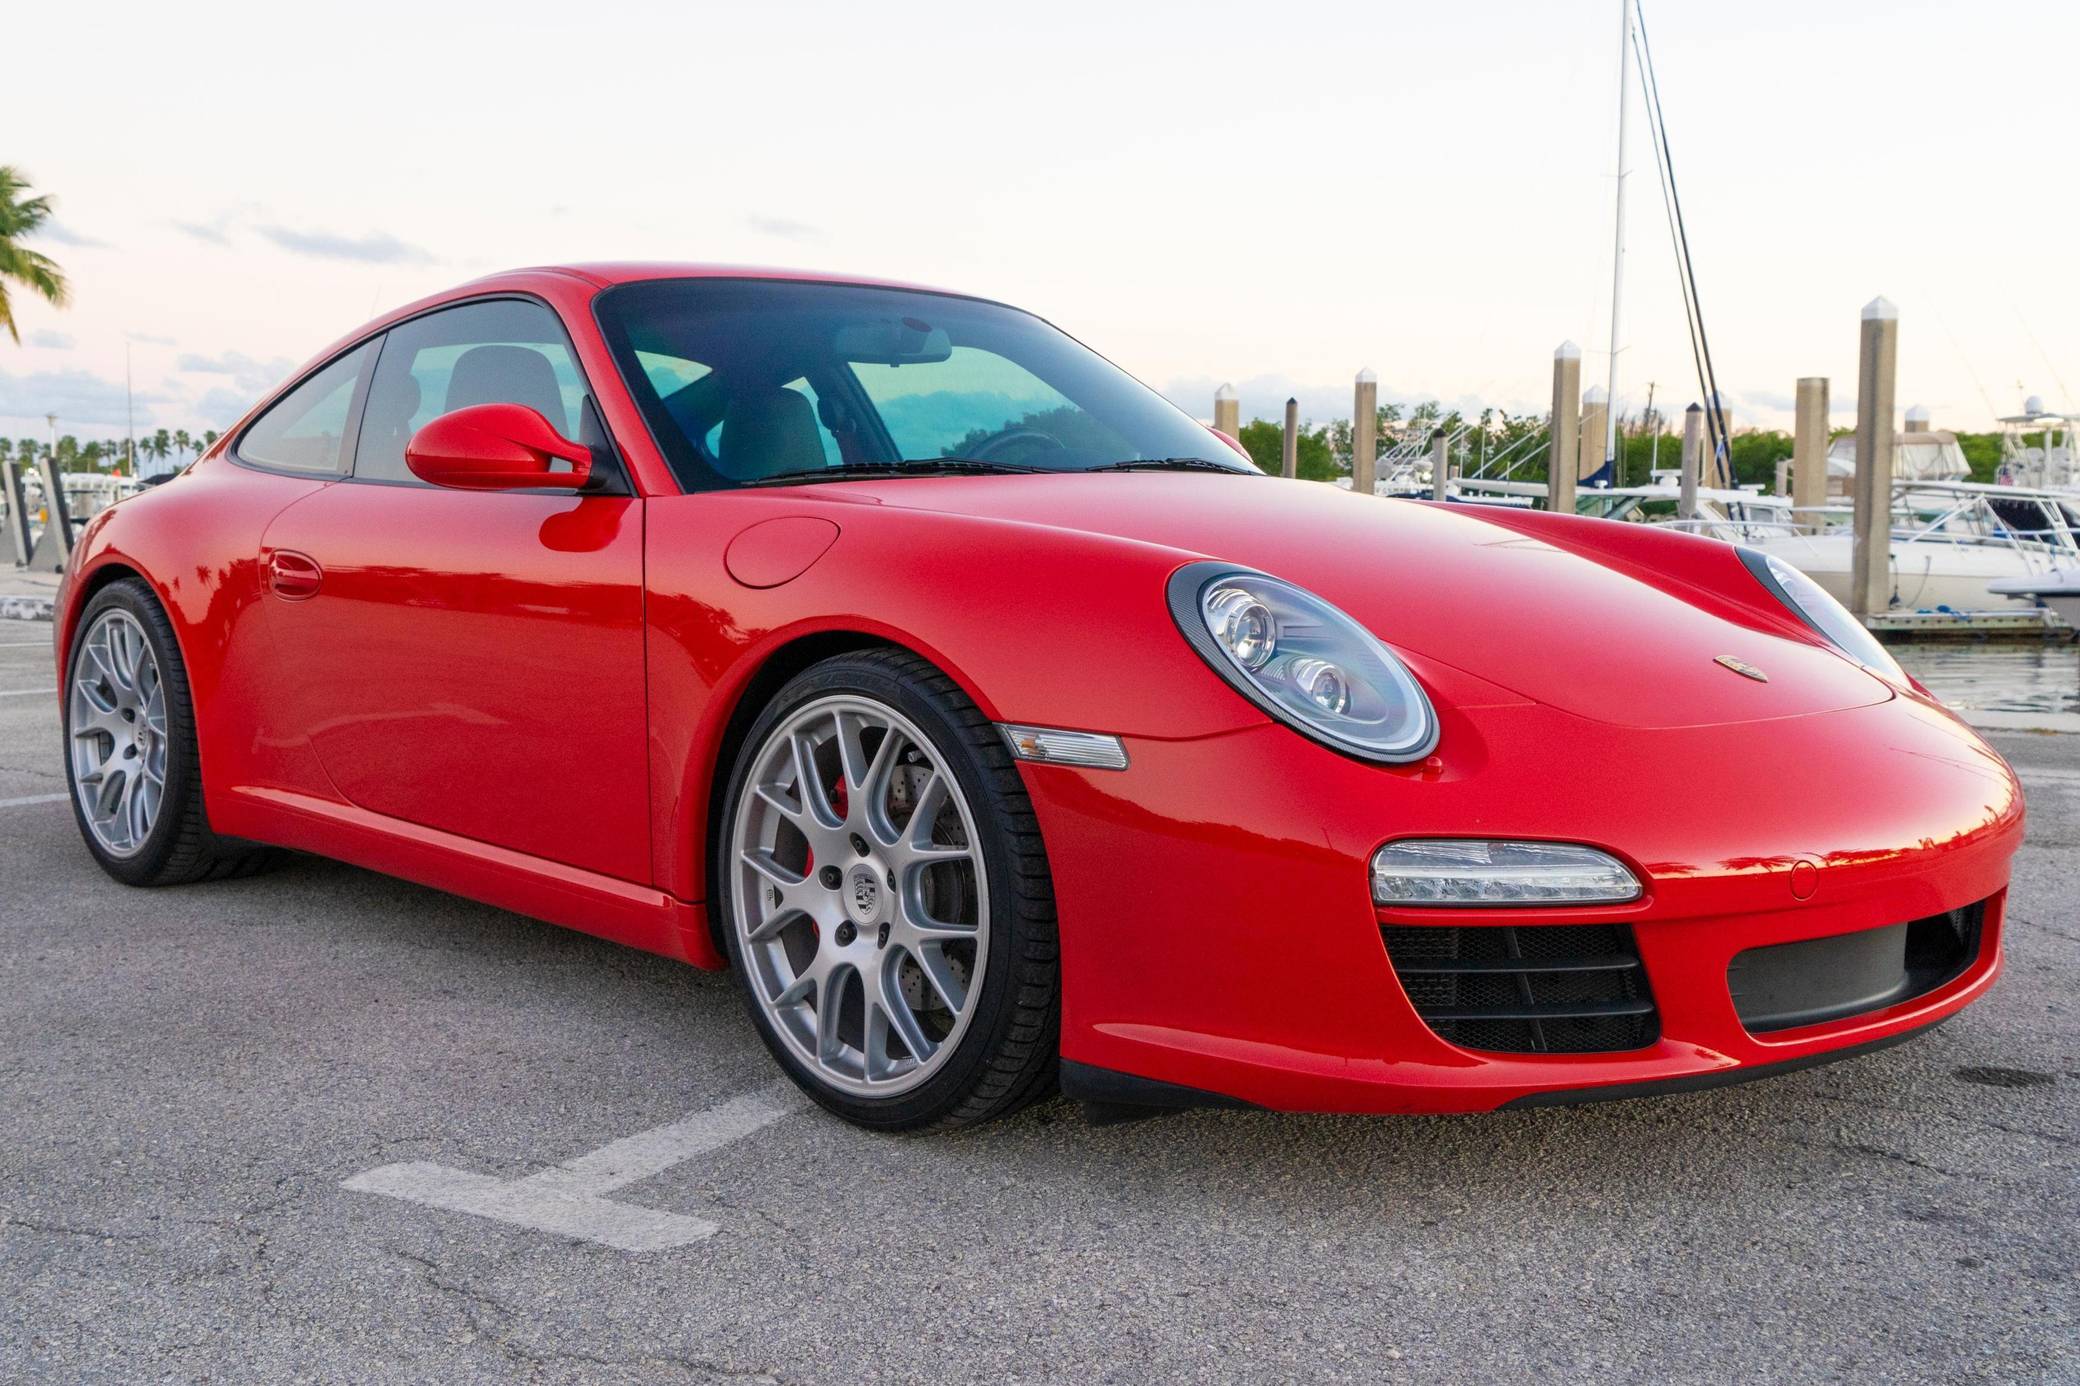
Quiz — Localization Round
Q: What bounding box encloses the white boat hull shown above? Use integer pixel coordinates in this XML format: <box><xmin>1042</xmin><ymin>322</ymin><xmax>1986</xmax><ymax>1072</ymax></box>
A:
<box><xmin>1745</xmin><ymin>533</ymin><xmax>2049</xmax><ymax>612</ymax></box>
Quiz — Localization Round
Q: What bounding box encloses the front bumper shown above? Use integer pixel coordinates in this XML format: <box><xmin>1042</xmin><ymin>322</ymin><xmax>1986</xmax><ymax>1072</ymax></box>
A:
<box><xmin>1020</xmin><ymin>689</ymin><xmax>2023</xmax><ymax>1115</ymax></box>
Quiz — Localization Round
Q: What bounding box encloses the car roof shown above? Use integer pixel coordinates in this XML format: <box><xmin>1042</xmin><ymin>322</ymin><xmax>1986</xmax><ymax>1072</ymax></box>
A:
<box><xmin>459</xmin><ymin>261</ymin><xmax>964</xmax><ymax>295</ymax></box>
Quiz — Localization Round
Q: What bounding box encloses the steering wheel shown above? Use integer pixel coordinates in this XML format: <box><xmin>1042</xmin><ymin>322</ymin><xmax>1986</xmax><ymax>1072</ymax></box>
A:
<box><xmin>963</xmin><ymin>428</ymin><xmax>1067</xmax><ymax>464</ymax></box>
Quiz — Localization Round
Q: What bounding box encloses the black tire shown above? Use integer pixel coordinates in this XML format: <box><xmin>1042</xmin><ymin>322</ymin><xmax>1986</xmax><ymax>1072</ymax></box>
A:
<box><xmin>63</xmin><ymin>578</ymin><xmax>283</xmax><ymax>887</ymax></box>
<box><xmin>715</xmin><ymin>648</ymin><xmax>1060</xmax><ymax>1131</ymax></box>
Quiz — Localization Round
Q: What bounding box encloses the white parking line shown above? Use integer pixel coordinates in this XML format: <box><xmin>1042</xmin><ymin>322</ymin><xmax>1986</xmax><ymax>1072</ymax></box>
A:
<box><xmin>0</xmin><ymin>688</ymin><xmax>57</xmax><ymax>698</ymax></box>
<box><xmin>0</xmin><ymin>641</ymin><xmax>53</xmax><ymax>648</ymax></box>
<box><xmin>342</xmin><ymin>1084</ymin><xmax>804</xmax><ymax>1251</ymax></box>
<box><xmin>0</xmin><ymin>792</ymin><xmax>68</xmax><ymax>810</ymax></box>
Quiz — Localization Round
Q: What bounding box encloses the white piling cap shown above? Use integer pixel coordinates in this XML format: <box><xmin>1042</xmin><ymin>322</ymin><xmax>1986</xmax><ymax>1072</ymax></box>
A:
<box><xmin>1555</xmin><ymin>341</ymin><xmax>1581</xmax><ymax>361</ymax></box>
<box><xmin>1214</xmin><ymin>382</ymin><xmax>1236</xmax><ymax>401</ymax></box>
<box><xmin>1583</xmin><ymin>385</ymin><xmax>1608</xmax><ymax>404</ymax></box>
<box><xmin>1356</xmin><ymin>367</ymin><xmax>1376</xmax><ymax>384</ymax></box>
<box><xmin>1862</xmin><ymin>296</ymin><xmax>1899</xmax><ymax>321</ymax></box>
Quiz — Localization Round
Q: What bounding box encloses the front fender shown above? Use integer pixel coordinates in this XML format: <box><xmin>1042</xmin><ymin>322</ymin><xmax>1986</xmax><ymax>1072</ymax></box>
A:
<box><xmin>642</xmin><ymin>490</ymin><xmax>1268</xmax><ymax>902</ymax></box>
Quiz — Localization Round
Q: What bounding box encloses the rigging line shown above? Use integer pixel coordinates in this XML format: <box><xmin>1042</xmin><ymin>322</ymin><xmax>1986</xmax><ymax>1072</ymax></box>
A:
<box><xmin>1933</xmin><ymin>301</ymin><xmax>2001</xmax><ymax>421</ymax></box>
<box><xmin>1630</xmin><ymin>15</ymin><xmax>1716</xmax><ymax>481</ymax></box>
<box><xmin>1634</xmin><ymin>1</ymin><xmax>1732</xmax><ymax>487</ymax></box>
<box><xmin>1633</xmin><ymin>30</ymin><xmax>1708</xmax><ymax>451</ymax></box>
<box><xmin>1638</xmin><ymin>11</ymin><xmax>1729</xmax><ymax>490</ymax></box>
<box><xmin>2013</xmin><ymin>303</ymin><xmax>2075</xmax><ymax>410</ymax></box>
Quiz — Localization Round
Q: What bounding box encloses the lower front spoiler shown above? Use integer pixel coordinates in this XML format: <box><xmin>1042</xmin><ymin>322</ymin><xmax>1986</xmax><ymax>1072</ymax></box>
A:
<box><xmin>1058</xmin><ymin>1059</ymin><xmax>1262</xmax><ymax>1125</ymax></box>
<box><xmin>1499</xmin><ymin>1016</ymin><xmax>1946</xmax><ymax>1109</ymax></box>
<box><xmin>1060</xmin><ymin>1017</ymin><xmax>1949</xmax><ymax>1121</ymax></box>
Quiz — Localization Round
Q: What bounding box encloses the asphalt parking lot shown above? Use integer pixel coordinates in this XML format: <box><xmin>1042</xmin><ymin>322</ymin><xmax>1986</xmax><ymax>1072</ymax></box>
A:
<box><xmin>1</xmin><ymin>623</ymin><xmax>2075</xmax><ymax>1384</ymax></box>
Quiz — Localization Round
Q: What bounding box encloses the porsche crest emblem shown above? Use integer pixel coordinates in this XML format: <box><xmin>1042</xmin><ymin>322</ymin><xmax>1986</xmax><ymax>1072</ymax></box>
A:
<box><xmin>1714</xmin><ymin>655</ymin><xmax>1769</xmax><ymax>682</ymax></box>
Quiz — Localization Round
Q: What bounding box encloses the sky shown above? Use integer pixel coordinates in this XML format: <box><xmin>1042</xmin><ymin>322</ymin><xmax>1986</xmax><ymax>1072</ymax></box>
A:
<box><xmin>6</xmin><ymin>0</ymin><xmax>2077</xmax><ymax>449</ymax></box>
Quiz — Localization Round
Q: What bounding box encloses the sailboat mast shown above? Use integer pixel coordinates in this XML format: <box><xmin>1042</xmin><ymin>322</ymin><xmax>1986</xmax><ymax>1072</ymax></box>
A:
<box><xmin>1603</xmin><ymin>0</ymin><xmax>1634</xmax><ymax>482</ymax></box>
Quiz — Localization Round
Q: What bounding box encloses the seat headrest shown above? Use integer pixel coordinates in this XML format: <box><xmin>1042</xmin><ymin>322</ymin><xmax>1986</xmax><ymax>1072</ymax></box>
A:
<box><xmin>445</xmin><ymin>345</ymin><xmax>567</xmax><ymax>432</ymax></box>
<box><xmin>717</xmin><ymin>388</ymin><xmax>828</xmax><ymax>481</ymax></box>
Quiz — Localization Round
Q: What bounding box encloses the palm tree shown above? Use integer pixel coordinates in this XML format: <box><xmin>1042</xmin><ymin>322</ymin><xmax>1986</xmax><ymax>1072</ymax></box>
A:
<box><xmin>173</xmin><ymin>428</ymin><xmax>192</xmax><ymax>463</ymax></box>
<box><xmin>201</xmin><ymin>429</ymin><xmax>220</xmax><ymax>451</ymax></box>
<box><xmin>0</xmin><ymin>167</ymin><xmax>69</xmax><ymax>344</ymax></box>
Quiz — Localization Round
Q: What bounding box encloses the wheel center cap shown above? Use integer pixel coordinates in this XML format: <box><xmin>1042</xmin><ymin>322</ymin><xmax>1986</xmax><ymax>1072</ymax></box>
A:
<box><xmin>843</xmin><ymin>865</ymin><xmax>883</xmax><ymax>926</ymax></box>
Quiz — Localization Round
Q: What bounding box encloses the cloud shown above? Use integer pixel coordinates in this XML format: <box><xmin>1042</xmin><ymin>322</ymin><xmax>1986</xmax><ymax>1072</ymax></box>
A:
<box><xmin>0</xmin><ymin>367</ymin><xmax>165</xmax><ymax>429</ymax></box>
<box><xmin>35</xmin><ymin>221</ymin><xmax>110</xmax><ymax>249</ymax></box>
<box><xmin>172</xmin><ymin>216</ymin><xmax>235</xmax><ymax>246</ymax></box>
<box><xmin>128</xmin><ymin>331</ymin><xmax>176</xmax><ymax>346</ymax></box>
<box><xmin>177</xmin><ymin>350</ymin><xmax>294</xmax><ymax>395</ymax></box>
<box><xmin>193</xmin><ymin>387</ymin><xmax>261</xmax><ymax>429</ymax></box>
<box><xmin>27</xmin><ymin>330</ymin><xmax>75</xmax><ymax>350</ymax></box>
<box><xmin>254</xmin><ymin>224</ymin><xmax>433</xmax><ymax>265</ymax></box>
<box><xmin>745</xmin><ymin>214</ymin><xmax>821</xmax><ymax>241</ymax></box>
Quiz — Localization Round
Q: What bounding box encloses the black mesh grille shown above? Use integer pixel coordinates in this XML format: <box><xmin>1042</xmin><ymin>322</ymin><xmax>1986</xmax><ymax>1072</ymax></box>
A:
<box><xmin>1381</xmin><ymin>923</ymin><xmax>1657</xmax><ymax>1054</ymax></box>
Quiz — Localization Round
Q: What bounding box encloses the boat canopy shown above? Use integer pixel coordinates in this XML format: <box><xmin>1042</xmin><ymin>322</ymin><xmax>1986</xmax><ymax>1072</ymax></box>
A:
<box><xmin>1825</xmin><ymin>432</ymin><xmax>1969</xmax><ymax>482</ymax></box>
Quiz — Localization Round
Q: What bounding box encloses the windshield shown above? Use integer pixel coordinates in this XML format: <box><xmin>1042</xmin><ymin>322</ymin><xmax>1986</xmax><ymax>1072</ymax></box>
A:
<box><xmin>594</xmin><ymin>278</ymin><xmax>1254</xmax><ymax>489</ymax></box>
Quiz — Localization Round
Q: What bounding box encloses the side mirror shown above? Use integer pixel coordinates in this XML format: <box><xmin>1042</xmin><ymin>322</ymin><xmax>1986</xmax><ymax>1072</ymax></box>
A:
<box><xmin>1206</xmin><ymin>425</ymin><xmax>1250</xmax><ymax>460</ymax></box>
<box><xmin>405</xmin><ymin>403</ymin><xmax>593</xmax><ymax>491</ymax></box>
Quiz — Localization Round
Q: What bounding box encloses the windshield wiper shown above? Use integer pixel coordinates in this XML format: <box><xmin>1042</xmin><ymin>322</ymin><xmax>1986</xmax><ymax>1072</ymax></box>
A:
<box><xmin>1085</xmin><ymin>456</ymin><xmax>1251</xmax><ymax>474</ymax></box>
<box><xmin>741</xmin><ymin>457</ymin><xmax>1047</xmax><ymax>487</ymax></box>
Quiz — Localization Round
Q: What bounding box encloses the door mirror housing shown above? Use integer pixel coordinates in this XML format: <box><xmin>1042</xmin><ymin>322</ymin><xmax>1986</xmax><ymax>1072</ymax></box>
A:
<box><xmin>405</xmin><ymin>403</ymin><xmax>593</xmax><ymax>491</ymax></box>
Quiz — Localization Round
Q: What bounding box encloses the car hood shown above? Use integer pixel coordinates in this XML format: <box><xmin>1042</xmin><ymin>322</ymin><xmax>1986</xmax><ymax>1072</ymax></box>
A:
<box><xmin>816</xmin><ymin>472</ymin><xmax>1891</xmax><ymax>729</ymax></box>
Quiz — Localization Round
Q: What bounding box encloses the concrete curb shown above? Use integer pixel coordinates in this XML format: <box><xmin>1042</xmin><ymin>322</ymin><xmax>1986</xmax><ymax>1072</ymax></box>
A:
<box><xmin>1</xmin><ymin>597</ymin><xmax>54</xmax><ymax>623</ymax></box>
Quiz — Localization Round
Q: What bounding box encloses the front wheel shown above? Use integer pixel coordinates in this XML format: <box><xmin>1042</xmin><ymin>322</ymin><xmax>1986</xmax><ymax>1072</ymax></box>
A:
<box><xmin>717</xmin><ymin>649</ymin><xmax>1060</xmax><ymax>1130</ymax></box>
<box><xmin>64</xmin><ymin>578</ymin><xmax>281</xmax><ymax>886</ymax></box>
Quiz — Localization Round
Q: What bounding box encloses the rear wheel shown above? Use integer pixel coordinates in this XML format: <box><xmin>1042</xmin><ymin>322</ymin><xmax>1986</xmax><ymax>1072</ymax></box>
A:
<box><xmin>718</xmin><ymin>649</ymin><xmax>1059</xmax><ymax>1130</ymax></box>
<box><xmin>64</xmin><ymin>578</ymin><xmax>281</xmax><ymax>886</ymax></box>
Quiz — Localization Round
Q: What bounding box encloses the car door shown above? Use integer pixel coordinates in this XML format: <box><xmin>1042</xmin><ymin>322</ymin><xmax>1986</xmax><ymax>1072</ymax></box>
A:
<box><xmin>257</xmin><ymin>297</ymin><xmax>651</xmax><ymax>883</ymax></box>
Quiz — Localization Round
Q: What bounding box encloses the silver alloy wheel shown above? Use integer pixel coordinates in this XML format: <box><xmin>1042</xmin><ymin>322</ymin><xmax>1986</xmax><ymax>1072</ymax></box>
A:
<box><xmin>730</xmin><ymin>694</ymin><xmax>990</xmax><ymax>1098</ymax></box>
<box><xmin>67</xmin><ymin>608</ymin><xmax>168</xmax><ymax>858</ymax></box>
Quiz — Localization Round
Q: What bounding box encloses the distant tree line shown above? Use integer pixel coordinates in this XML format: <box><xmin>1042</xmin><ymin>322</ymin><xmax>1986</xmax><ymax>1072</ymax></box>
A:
<box><xmin>1</xmin><ymin>427</ymin><xmax>220</xmax><ymax>476</ymax></box>
<box><xmin>1232</xmin><ymin>402</ymin><xmax>2012</xmax><ymax>489</ymax></box>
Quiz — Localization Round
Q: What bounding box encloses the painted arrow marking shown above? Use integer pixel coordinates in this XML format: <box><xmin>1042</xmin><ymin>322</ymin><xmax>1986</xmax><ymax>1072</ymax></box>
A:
<box><xmin>343</xmin><ymin>1084</ymin><xmax>803</xmax><ymax>1251</ymax></box>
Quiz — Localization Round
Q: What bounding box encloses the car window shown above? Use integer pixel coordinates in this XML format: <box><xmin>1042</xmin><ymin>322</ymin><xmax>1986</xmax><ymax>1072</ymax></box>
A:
<box><xmin>354</xmin><ymin>299</ymin><xmax>591</xmax><ymax>485</ymax></box>
<box><xmin>635</xmin><ymin>350</ymin><xmax>710</xmax><ymax>396</ymax></box>
<box><xmin>849</xmin><ymin>347</ymin><xmax>1086</xmax><ymax>462</ymax></box>
<box><xmin>592</xmin><ymin>279</ymin><xmax>1249</xmax><ymax>490</ymax></box>
<box><xmin>702</xmin><ymin>377</ymin><xmax>841</xmax><ymax>469</ymax></box>
<box><xmin>238</xmin><ymin>343</ymin><xmax>375</xmax><ymax>475</ymax></box>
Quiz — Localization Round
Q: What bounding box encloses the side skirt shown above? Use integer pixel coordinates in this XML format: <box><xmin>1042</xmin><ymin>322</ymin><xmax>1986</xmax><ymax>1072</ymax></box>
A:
<box><xmin>216</xmin><ymin>785</ymin><xmax>725</xmax><ymax>969</ymax></box>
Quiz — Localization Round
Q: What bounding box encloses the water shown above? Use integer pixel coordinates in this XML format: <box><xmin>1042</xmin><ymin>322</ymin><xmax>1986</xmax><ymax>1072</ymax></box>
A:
<box><xmin>1892</xmin><ymin>640</ymin><xmax>2080</xmax><ymax>714</ymax></box>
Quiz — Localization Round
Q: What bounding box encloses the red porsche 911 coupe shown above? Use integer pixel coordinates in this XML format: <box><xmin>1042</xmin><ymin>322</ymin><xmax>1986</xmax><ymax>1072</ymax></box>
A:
<box><xmin>55</xmin><ymin>264</ymin><xmax>2023</xmax><ymax>1129</ymax></box>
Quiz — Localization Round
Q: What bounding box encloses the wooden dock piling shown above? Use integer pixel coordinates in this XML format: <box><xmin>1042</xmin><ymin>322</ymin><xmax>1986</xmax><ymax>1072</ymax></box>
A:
<box><xmin>1352</xmin><ymin>370</ymin><xmax>1378</xmax><ymax>497</ymax></box>
<box><xmin>1851</xmin><ymin>299</ymin><xmax>1898</xmax><ymax>617</ymax></box>
<box><xmin>1792</xmin><ymin>376</ymin><xmax>1829</xmax><ymax>529</ymax></box>
<box><xmin>1549</xmin><ymin>343</ymin><xmax>1581</xmax><ymax>514</ymax></box>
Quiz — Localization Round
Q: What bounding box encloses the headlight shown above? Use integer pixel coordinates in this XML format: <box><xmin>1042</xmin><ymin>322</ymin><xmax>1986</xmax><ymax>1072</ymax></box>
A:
<box><xmin>1371</xmin><ymin>840</ymin><xmax>1642</xmax><ymax>906</ymax></box>
<box><xmin>1168</xmin><ymin>562</ymin><xmax>1439</xmax><ymax>762</ymax></box>
<box><xmin>1736</xmin><ymin>548</ymin><xmax>1904</xmax><ymax>680</ymax></box>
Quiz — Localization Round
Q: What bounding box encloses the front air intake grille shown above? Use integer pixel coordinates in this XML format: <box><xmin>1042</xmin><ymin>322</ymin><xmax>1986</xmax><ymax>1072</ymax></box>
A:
<box><xmin>1381</xmin><ymin>923</ymin><xmax>1657</xmax><ymax>1054</ymax></box>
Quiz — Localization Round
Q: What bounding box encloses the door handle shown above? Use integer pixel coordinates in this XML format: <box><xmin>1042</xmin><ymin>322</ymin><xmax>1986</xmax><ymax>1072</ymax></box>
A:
<box><xmin>268</xmin><ymin>549</ymin><xmax>323</xmax><ymax>600</ymax></box>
